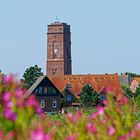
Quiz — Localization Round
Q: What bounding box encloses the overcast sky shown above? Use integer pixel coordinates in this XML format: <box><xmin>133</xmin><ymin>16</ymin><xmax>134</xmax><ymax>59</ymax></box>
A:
<box><xmin>0</xmin><ymin>0</ymin><xmax>140</xmax><ymax>78</ymax></box>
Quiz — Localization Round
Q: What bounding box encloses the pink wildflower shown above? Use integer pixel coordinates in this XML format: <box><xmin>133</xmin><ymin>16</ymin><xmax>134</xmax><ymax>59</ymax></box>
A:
<box><xmin>103</xmin><ymin>100</ymin><xmax>108</xmax><ymax>105</ymax></box>
<box><xmin>31</xmin><ymin>128</ymin><xmax>45</xmax><ymax>140</ymax></box>
<box><xmin>97</xmin><ymin>106</ymin><xmax>104</xmax><ymax>115</ymax></box>
<box><xmin>67</xmin><ymin>112</ymin><xmax>73</xmax><ymax>119</ymax></box>
<box><xmin>0</xmin><ymin>130</ymin><xmax>3</xmax><ymax>138</ymax></box>
<box><xmin>86</xmin><ymin>122</ymin><xmax>97</xmax><ymax>134</ymax></box>
<box><xmin>4</xmin><ymin>75</ymin><xmax>13</xmax><ymax>83</ymax></box>
<box><xmin>27</xmin><ymin>95</ymin><xmax>38</xmax><ymax>107</ymax></box>
<box><xmin>119</xmin><ymin>136</ymin><xmax>127</xmax><ymax>140</ymax></box>
<box><xmin>49</xmin><ymin>121</ymin><xmax>55</xmax><ymax>127</ymax></box>
<box><xmin>45</xmin><ymin>134</ymin><xmax>51</xmax><ymax>140</ymax></box>
<box><xmin>5</xmin><ymin>101</ymin><xmax>14</xmax><ymax>108</ymax></box>
<box><xmin>127</xmin><ymin>130</ymin><xmax>136</xmax><ymax>138</ymax></box>
<box><xmin>6</xmin><ymin>131</ymin><xmax>15</xmax><ymax>139</ymax></box>
<box><xmin>67</xmin><ymin>111</ymin><xmax>82</xmax><ymax>123</ymax></box>
<box><xmin>89</xmin><ymin>113</ymin><xmax>98</xmax><ymax>119</ymax></box>
<box><xmin>56</xmin><ymin>120</ymin><xmax>62</xmax><ymax>127</ymax></box>
<box><xmin>119</xmin><ymin>96</ymin><xmax>128</xmax><ymax>105</ymax></box>
<box><xmin>100</xmin><ymin>118</ymin><xmax>106</xmax><ymax>124</ymax></box>
<box><xmin>15</xmin><ymin>89</ymin><xmax>23</xmax><ymax>98</ymax></box>
<box><xmin>40</xmin><ymin>113</ymin><xmax>46</xmax><ymax>119</ymax></box>
<box><xmin>65</xmin><ymin>135</ymin><xmax>75</xmax><ymax>140</ymax></box>
<box><xmin>3</xmin><ymin>108</ymin><xmax>17</xmax><ymax>121</ymax></box>
<box><xmin>17</xmin><ymin>99</ymin><xmax>24</xmax><ymax>107</ymax></box>
<box><xmin>108</xmin><ymin>126</ymin><xmax>115</xmax><ymax>136</ymax></box>
<box><xmin>36</xmin><ymin>106</ymin><xmax>43</xmax><ymax>114</ymax></box>
<box><xmin>72</xmin><ymin>111</ymin><xmax>82</xmax><ymax>123</ymax></box>
<box><xmin>135</xmin><ymin>123</ymin><xmax>140</xmax><ymax>129</ymax></box>
<box><xmin>2</xmin><ymin>92</ymin><xmax>11</xmax><ymax>102</ymax></box>
<box><xmin>26</xmin><ymin>95</ymin><xmax>42</xmax><ymax>114</ymax></box>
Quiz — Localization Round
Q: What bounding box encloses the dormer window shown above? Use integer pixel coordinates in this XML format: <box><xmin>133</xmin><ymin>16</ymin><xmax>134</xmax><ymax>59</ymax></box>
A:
<box><xmin>67</xmin><ymin>95</ymin><xmax>72</xmax><ymax>101</ymax></box>
<box><xmin>100</xmin><ymin>94</ymin><xmax>106</xmax><ymax>101</ymax></box>
<box><xmin>66</xmin><ymin>84</ymin><xmax>71</xmax><ymax>89</ymax></box>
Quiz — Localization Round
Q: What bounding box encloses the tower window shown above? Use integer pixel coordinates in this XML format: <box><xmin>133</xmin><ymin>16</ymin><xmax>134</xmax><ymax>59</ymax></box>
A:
<box><xmin>52</xmin><ymin>68</ymin><xmax>58</xmax><ymax>75</ymax></box>
<box><xmin>52</xmin><ymin>42</ymin><xmax>57</xmax><ymax>59</ymax></box>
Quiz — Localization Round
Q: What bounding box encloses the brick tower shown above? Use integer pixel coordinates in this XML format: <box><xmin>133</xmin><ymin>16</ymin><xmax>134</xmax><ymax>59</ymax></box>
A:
<box><xmin>46</xmin><ymin>22</ymin><xmax>72</xmax><ymax>75</ymax></box>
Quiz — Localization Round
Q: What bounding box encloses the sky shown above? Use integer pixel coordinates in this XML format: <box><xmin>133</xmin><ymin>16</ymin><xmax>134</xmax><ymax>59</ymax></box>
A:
<box><xmin>0</xmin><ymin>0</ymin><xmax>140</xmax><ymax>79</ymax></box>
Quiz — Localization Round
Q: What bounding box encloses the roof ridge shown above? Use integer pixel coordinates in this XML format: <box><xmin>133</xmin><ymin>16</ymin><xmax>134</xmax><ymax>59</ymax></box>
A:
<box><xmin>47</xmin><ymin>73</ymin><xmax>118</xmax><ymax>78</ymax></box>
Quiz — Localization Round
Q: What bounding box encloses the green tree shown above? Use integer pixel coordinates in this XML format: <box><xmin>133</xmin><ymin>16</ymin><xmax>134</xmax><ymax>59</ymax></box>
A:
<box><xmin>80</xmin><ymin>84</ymin><xmax>101</xmax><ymax>107</ymax></box>
<box><xmin>122</xmin><ymin>84</ymin><xmax>140</xmax><ymax>105</ymax></box>
<box><xmin>22</xmin><ymin>65</ymin><xmax>43</xmax><ymax>89</ymax></box>
<box><xmin>122</xmin><ymin>84</ymin><xmax>134</xmax><ymax>101</ymax></box>
<box><xmin>135</xmin><ymin>87</ymin><xmax>140</xmax><ymax>107</ymax></box>
<box><xmin>125</xmin><ymin>72</ymin><xmax>140</xmax><ymax>77</ymax></box>
<box><xmin>122</xmin><ymin>84</ymin><xmax>140</xmax><ymax>120</ymax></box>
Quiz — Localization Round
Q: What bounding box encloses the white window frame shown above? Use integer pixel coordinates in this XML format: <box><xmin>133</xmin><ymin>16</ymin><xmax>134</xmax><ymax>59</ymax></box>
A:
<box><xmin>40</xmin><ymin>99</ymin><xmax>45</xmax><ymax>108</ymax></box>
<box><xmin>134</xmin><ymin>85</ymin><xmax>138</xmax><ymax>91</ymax></box>
<box><xmin>52</xmin><ymin>100</ymin><xmax>57</xmax><ymax>108</ymax></box>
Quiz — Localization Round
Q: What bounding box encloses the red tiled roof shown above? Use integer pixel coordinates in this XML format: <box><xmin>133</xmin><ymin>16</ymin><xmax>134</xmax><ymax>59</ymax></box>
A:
<box><xmin>48</xmin><ymin>73</ymin><xmax>123</xmax><ymax>100</ymax></box>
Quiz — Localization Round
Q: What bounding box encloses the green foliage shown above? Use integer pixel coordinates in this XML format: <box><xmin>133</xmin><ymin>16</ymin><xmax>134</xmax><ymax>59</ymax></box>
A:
<box><xmin>125</xmin><ymin>72</ymin><xmax>140</xmax><ymax>77</ymax></box>
<box><xmin>22</xmin><ymin>65</ymin><xmax>43</xmax><ymax>89</ymax></box>
<box><xmin>60</xmin><ymin>97</ymin><xmax>67</xmax><ymax>107</ymax></box>
<box><xmin>122</xmin><ymin>84</ymin><xmax>140</xmax><ymax>121</ymax></box>
<box><xmin>80</xmin><ymin>84</ymin><xmax>101</xmax><ymax>107</ymax></box>
<box><xmin>122</xmin><ymin>84</ymin><xmax>134</xmax><ymax>100</ymax></box>
<box><xmin>1</xmin><ymin>76</ymin><xmax>140</xmax><ymax>139</ymax></box>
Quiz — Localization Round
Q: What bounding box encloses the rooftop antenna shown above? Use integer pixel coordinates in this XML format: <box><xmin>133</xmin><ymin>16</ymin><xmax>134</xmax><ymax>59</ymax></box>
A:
<box><xmin>56</xmin><ymin>16</ymin><xmax>59</xmax><ymax>22</ymax></box>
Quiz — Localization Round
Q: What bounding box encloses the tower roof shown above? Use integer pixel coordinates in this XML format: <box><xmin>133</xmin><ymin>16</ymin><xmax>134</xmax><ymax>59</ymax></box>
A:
<box><xmin>48</xmin><ymin>22</ymin><xmax>70</xmax><ymax>26</ymax></box>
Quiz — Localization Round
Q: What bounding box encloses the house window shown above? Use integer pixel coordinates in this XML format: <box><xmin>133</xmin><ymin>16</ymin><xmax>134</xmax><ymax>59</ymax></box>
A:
<box><xmin>38</xmin><ymin>87</ymin><xmax>43</xmax><ymax>94</ymax></box>
<box><xmin>134</xmin><ymin>85</ymin><xmax>138</xmax><ymax>91</ymax></box>
<box><xmin>44</xmin><ymin>87</ymin><xmax>48</xmax><ymax>93</ymax></box>
<box><xmin>67</xmin><ymin>95</ymin><xmax>72</xmax><ymax>101</ymax></box>
<box><xmin>40</xmin><ymin>99</ymin><xmax>45</xmax><ymax>108</ymax></box>
<box><xmin>52</xmin><ymin>100</ymin><xmax>57</xmax><ymax>108</ymax></box>
<box><xmin>100</xmin><ymin>94</ymin><xmax>106</xmax><ymax>101</ymax></box>
<box><xmin>34</xmin><ymin>88</ymin><xmax>38</xmax><ymax>93</ymax></box>
<box><xmin>66</xmin><ymin>84</ymin><xmax>71</xmax><ymax>89</ymax></box>
<box><xmin>48</xmin><ymin>87</ymin><xmax>57</xmax><ymax>94</ymax></box>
